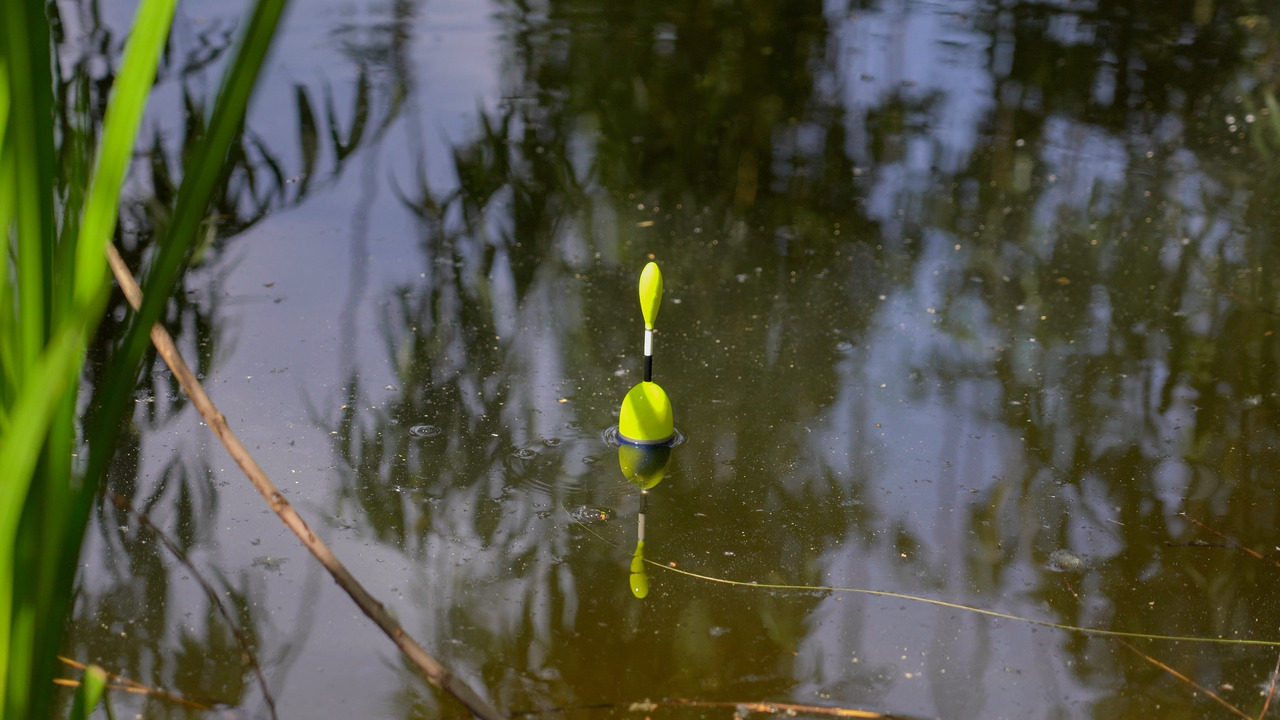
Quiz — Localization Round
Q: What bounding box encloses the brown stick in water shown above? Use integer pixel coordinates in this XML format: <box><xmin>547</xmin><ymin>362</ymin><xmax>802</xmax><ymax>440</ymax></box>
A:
<box><xmin>106</xmin><ymin>244</ymin><xmax>506</xmax><ymax>720</ymax></box>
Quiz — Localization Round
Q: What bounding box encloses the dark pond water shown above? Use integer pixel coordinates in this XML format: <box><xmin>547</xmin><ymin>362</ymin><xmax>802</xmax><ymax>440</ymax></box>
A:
<box><xmin>63</xmin><ymin>0</ymin><xmax>1280</xmax><ymax>718</ymax></box>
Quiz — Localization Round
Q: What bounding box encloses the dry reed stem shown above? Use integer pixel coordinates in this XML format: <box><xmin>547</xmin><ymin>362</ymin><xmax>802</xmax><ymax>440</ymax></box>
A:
<box><xmin>106</xmin><ymin>244</ymin><xmax>506</xmax><ymax>720</ymax></box>
<box><xmin>664</xmin><ymin>697</ymin><xmax>908</xmax><ymax>718</ymax></box>
<box><xmin>501</xmin><ymin>699</ymin><xmax>923</xmax><ymax>720</ymax></box>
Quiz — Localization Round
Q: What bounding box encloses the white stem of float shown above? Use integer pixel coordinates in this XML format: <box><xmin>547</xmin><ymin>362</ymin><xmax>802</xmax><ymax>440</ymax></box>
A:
<box><xmin>644</xmin><ymin>328</ymin><xmax>653</xmax><ymax>357</ymax></box>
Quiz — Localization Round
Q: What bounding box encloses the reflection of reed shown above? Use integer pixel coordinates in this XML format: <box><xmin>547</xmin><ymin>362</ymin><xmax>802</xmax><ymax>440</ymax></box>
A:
<box><xmin>105</xmin><ymin>490</ymin><xmax>277</xmax><ymax>718</ymax></box>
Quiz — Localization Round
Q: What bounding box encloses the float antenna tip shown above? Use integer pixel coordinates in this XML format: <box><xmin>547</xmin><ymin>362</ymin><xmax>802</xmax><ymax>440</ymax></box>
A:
<box><xmin>639</xmin><ymin>262</ymin><xmax>663</xmax><ymax>330</ymax></box>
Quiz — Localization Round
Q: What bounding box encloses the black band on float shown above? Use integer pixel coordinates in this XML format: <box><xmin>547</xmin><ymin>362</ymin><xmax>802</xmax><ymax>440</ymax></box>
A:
<box><xmin>644</xmin><ymin>354</ymin><xmax>653</xmax><ymax>382</ymax></box>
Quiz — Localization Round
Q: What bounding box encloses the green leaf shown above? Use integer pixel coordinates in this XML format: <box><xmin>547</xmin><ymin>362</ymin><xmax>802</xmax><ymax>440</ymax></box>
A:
<box><xmin>0</xmin><ymin>323</ymin><xmax>80</xmax><ymax>717</ymax></box>
<box><xmin>0</xmin><ymin>63</ymin><xmax>14</xmax><ymax>422</ymax></box>
<box><xmin>4</xmin><ymin>0</ymin><xmax>57</xmax><ymax>385</ymax></box>
<box><xmin>73</xmin><ymin>0</ymin><xmax>180</xmax><ymax>312</ymax></box>
<box><xmin>2</xmin><ymin>0</ymin><xmax>179</xmax><ymax>714</ymax></box>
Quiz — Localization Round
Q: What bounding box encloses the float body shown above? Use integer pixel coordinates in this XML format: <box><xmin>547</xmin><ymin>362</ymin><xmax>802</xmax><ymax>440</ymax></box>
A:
<box><xmin>617</xmin><ymin>380</ymin><xmax>674</xmax><ymax>446</ymax></box>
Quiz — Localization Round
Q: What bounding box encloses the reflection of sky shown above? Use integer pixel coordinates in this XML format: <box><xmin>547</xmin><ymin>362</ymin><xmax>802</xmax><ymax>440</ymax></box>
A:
<box><xmin>825</xmin><ymin>0</ymin><xmax>995</xmax><ymax>176</ymax></box>
<box><xmin>802</xmin><ymin>2</ymin><xmax>1242</xmax><ymax>716</ymax></box>
<box><xmin>794</xmin><ymin>237</ymin><xmax>1100</xmax><ymax>715</ymax></box>
<box><xmin>1037</xmin><ymin>117</ymin><xmax>1129</xmax><ymax>220</ymax></box>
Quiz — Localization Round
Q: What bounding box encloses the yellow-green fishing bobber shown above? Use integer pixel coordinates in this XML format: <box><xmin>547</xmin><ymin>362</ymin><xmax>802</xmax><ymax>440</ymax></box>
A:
<box><xmin>618</xmin><ymin>262</ymin><xmax>674</xmax><ymax>445</ymax></box>
<box><xmin>617</xmin><ymin>382</ymin><xmax>673</xmax><ymax>444</ymax></box>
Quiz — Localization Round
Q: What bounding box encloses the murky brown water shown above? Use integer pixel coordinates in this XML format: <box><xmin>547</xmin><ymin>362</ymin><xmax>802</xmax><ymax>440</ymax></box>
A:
<box><xmin>64</xmin><ymin>0</ymin><xmax>1280</xmax><ymax>718</ymax></box>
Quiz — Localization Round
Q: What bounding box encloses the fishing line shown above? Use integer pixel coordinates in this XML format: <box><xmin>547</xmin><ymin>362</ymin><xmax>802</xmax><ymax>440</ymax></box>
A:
<box><xmin>566</xmin><ymin>510</ymin><xmax>1280</xmax><ymax>648</ymax></box>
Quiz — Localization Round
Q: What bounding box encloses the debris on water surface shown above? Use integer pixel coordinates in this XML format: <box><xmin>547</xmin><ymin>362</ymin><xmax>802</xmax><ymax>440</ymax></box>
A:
<box><xmin>1047</xmin><ymin>548</ymin><xmax>1085</xmax><ymax>573</ymax></box>
<box><xmin>570</xmin><ymin>506</ymin><xmax>613</xmax><ymax>524</ymax></box>
<box><xmin>252</xmin><ymin>556</ymin><xmax>288</xmax><ymax>573</ymax></box>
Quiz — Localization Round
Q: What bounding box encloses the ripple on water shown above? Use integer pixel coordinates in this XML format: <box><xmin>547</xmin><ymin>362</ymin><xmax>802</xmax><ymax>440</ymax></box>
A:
<box><xmin>504</xmin><ymin>434</ymin><xmax>634</xmax><ymax>500</ymax></box>
<box><xmin>408</xmin><ymin>424</ymin><xmax>443</xmax><ymax>438</ymax></box>
<box><xmin>511</xmin><ymin>447</ymin><xmax>538</xmax><ymax>460</ymax></box>
<box><xmin>601</xmin><ymin>425</ymin><xmax>687</xmax><ymax>448</ymax></box>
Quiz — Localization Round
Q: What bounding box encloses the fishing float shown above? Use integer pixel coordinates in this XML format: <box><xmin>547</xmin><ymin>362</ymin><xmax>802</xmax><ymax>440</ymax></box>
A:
<box><xmin>617</xmin><ymin>262</ymin><xmax>674</xmax><ymax>446</ymax></box>
<box><xmin>615</xmin><ymin>262</ymin><xmax>678</xmax><ymax>598</ymax></box>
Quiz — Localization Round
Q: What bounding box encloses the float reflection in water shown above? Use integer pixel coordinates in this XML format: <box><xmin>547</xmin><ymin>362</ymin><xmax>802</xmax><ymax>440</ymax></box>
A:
<box><xmin>616</xmin><ymin>262</ymin><xmax>679</xmax><ymax>598</ymax></box>
<box><xmin>619</xmin><ymin>442</ymin><xmax>672</xmax><ymax>598</ymax></box>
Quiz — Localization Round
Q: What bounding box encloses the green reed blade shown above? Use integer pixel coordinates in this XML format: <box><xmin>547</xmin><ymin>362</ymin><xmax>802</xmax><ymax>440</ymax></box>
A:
<box><xmin>0</xmin><ymin>68</ymin><xmax>13</xmax><ymax>423</ymax></box>
<box><xmin>2</xmin><ymin>0</ymin><xmax>178</xmax><ymax>714</ymax></box>
<box><xmin>0</xmin><ymin>135</ymin><xmax>10</xmax><ymax>720</ymax></box>
<box><xmin>0</xmin><ymin>0</ymin><xmax>55</xmax><ymax>714</ymax></box>
<box><xmin>54</xmin><ymin>79</ymin><xmax>93</xmax><ymax>332</ymax></box>
<box><xmin>0</xmin><ymin>325</ymin><xmax>81</xmax><ymax>717</ymax></box>
<box><xmin>2</xmin><ymin>0</ymin><xmax>285</xmax><ymax>715</ymax></box>
<box><xmin>16</xmin><ymin>382</ymin><xmax>77</xmax><ymax>719</ymax></box>
<box><xmin>0</xmin><ymin>54</ymin><xmax>9</xmax><ymax>140</ymax></box>
<box><xmin>73</xmin><ymin>0</ymin><xmax>179</xmax><ymax>313</ymax></box>
<box><xmin>3</xmin><ymin>0</ymin><xmax>56</xmax><ymax>384</ymax></box>
<box><xmin>46</xmin><ymin>3</ymin><xmax>178</xmax><ymax>719</ymax></box>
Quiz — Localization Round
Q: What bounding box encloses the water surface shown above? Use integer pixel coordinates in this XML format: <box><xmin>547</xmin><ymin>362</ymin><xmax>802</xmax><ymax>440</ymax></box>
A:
<box><xmin>64</xmin><ymin>0</ymin><xmax>1280</xmax><ymax>718</ymax></box>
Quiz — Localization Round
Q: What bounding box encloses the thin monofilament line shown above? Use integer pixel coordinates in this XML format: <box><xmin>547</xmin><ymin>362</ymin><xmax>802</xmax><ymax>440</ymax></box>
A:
<box><xmin>567</xmin><ymin>512</ymin><xmax>1280</xmax><ymax>649</ymax></box>
<box><xmin>656</xmin><ymin>564</ymin><xmax>1280</xmax><ymax>647</ymax></box>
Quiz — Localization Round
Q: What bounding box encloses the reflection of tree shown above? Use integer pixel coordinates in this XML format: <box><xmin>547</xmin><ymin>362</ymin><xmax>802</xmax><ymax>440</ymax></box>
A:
<box><xmin>316</xmin><ymin>0</ymin><xmax>1280</xmax><ymax>717</ymax></box>
<box><xmin>319</xmin><ymin>1</ymin><xmax>893</xmax><ymax>715</ymax></box>
<box><xmin>904</xmin><ymin>3</ymin><xmax>1280</xmax><ymax>714</ymax></box>
<box><xmin>68</xmin><ymin>464</ymin><xmax>264</xmax><ymax>713</ymax></box>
